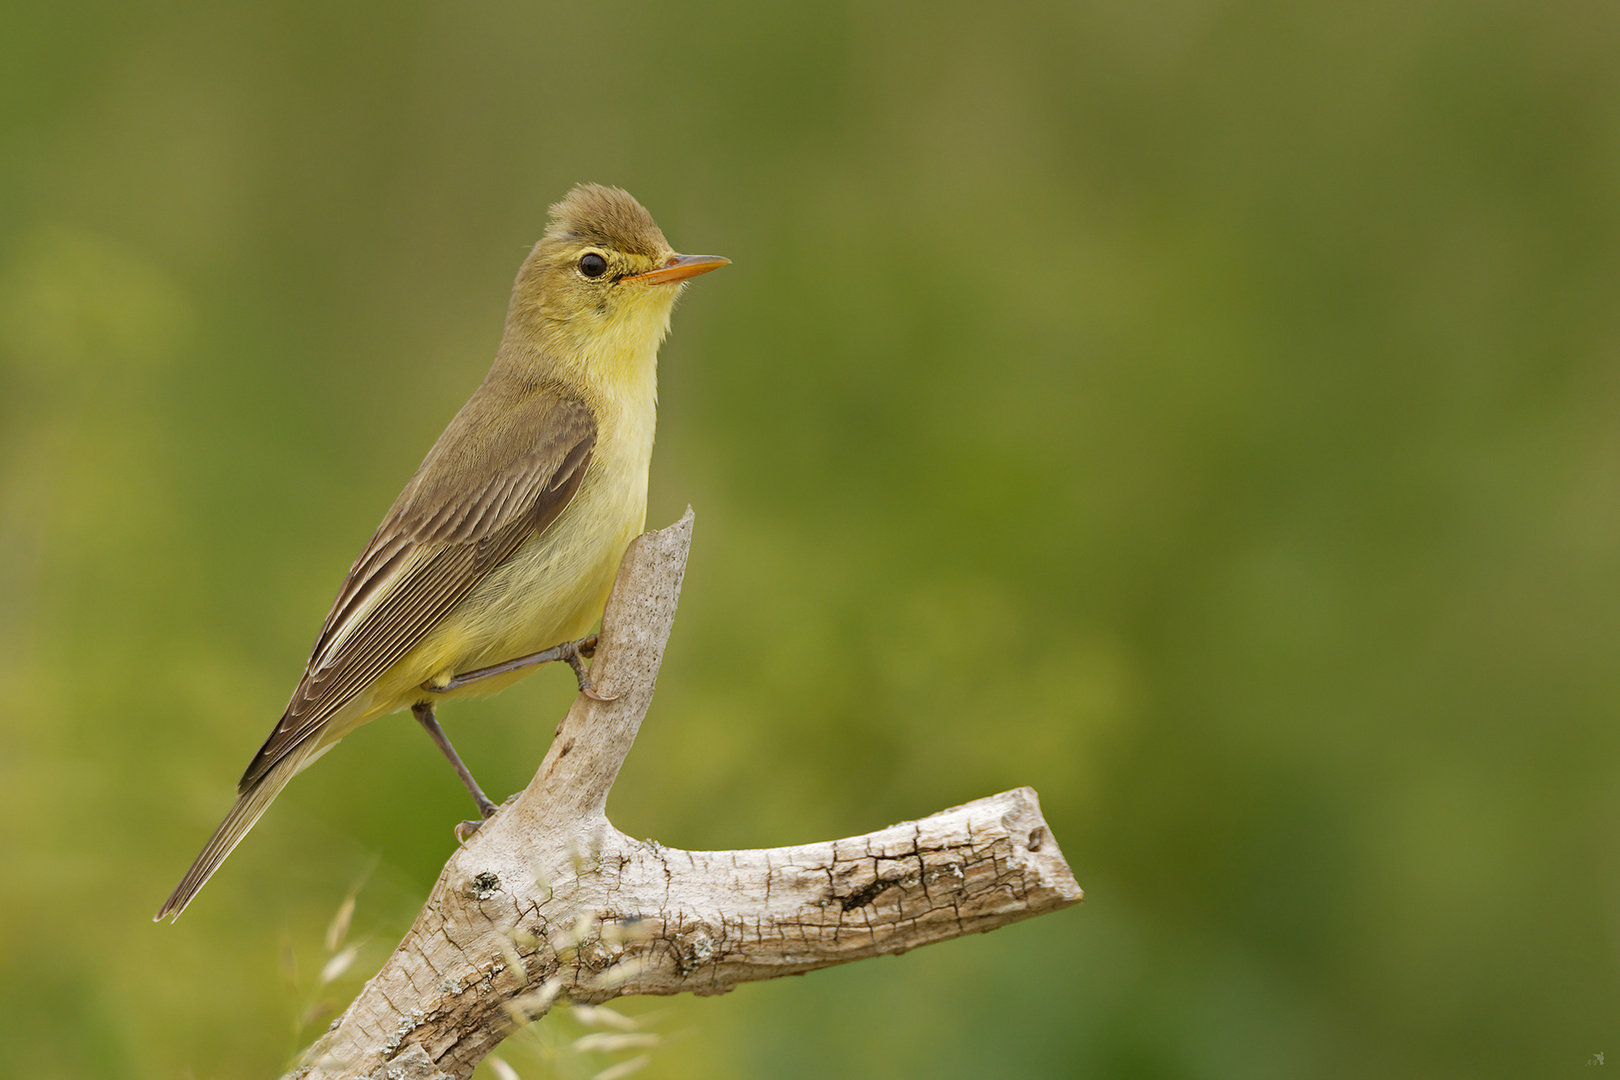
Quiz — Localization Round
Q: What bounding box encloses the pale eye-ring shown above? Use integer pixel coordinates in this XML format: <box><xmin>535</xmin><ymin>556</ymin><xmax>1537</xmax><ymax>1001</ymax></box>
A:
<box><xmin>578</xmin><ymin>252</ymin><xmax>608</xmax><ymax>278</ymax></box>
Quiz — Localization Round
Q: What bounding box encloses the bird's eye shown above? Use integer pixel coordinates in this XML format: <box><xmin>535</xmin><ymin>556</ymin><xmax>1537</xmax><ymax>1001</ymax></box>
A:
<box><xmin>578</xmin><ymin>252</ymin><xmax>608</xmax><ymax>278</ymax></box>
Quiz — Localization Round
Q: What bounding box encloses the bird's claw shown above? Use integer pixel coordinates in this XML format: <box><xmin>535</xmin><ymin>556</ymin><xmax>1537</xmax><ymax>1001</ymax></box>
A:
<box><xmin>455</xmin><ymin>797</ymin><xmax>498</xmax><ymax>842</ymax></box>
<box><xmin>563</xmin><ymin>645</ymin><xmax>615</xmax><ymax>701</ymax></box>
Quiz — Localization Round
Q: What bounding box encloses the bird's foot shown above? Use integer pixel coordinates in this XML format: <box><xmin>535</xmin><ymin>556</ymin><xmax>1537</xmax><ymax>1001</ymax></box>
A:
<box><xmin>421</xmin><ymin>633</ymin><xmax>615</xmax><ymax>700</ymax></box>
<box><xmin>454</xmin><ymin>792</ymin><xmax>502</xmax><ymax>844</ymax></box>
<box><xmin>562</xmin><ymin>634</ymin><xmax>616</xmax><ymax>702</ymax></box>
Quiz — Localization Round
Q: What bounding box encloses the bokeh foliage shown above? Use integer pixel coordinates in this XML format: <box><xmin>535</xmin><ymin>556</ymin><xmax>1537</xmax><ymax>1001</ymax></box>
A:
<box><xmin>3</xmin><ymin>1</ymin><xmax>1619</xmax><ymax>1077</ymax></box>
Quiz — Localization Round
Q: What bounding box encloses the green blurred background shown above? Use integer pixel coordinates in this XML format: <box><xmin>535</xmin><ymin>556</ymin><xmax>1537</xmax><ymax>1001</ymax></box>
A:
<box><xmin>3</xmin><ymin>1</ymin><xmax>1618</xmax><ymax>1076</ymax></box>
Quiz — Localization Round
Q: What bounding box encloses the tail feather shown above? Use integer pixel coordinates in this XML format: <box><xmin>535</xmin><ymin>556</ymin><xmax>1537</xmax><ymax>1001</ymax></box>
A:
<box><xmin>155</xmin><ymin>743</ymin><xmax>316</xmax><ymax>921</ymax></box>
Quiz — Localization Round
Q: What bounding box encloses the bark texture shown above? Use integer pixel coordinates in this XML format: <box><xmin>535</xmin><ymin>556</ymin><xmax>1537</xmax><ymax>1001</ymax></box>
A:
<box><xmin>288</xmin><ymin>510</ymin><xmax>1082</xmax><ymax>1080</ymax></box>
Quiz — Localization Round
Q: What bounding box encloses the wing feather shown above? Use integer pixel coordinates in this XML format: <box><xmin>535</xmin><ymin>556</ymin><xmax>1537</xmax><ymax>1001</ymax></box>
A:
<box><xmin>238</xmin><ymin>391</ymin><xmax>596</xmax><ymax>791</ymax></box>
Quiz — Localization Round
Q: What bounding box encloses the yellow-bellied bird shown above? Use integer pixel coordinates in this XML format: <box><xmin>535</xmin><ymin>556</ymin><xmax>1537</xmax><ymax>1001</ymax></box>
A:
<box><xmin>157</xmin><ymin>185</ymin><xmax>726</xmax><ymax>920</ymax></box>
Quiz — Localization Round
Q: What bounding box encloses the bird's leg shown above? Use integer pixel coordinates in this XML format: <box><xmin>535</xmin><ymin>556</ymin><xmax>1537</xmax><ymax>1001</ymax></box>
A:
<box><xmin>421</xmin><ymin>634</ymin><xmax>615</xmax><ymax>701</ymax></box>
<box><xmin>412</xmin><ymin>701</ymin><xmax>499</xmax><ymax>839</ymax></box>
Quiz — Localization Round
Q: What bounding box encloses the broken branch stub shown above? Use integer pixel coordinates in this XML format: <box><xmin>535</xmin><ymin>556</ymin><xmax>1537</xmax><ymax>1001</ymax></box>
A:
<box><xmin>288</xmin><ymin>509</ymin><xmax>1082</xmax><ymax>1080</ymax></box>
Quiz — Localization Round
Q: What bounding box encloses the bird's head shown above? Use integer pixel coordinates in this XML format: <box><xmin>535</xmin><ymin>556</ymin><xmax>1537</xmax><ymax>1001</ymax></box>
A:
<box><xmin>503</xmin><ymin>184</ymin><xmax>727</xmax><ymax>384</ymax></box>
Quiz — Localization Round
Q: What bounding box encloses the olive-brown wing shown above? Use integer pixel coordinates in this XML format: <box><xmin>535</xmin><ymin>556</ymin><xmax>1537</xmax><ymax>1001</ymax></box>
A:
<box><xmin>237</xmin><ymin>393</ymin><xmax>596</xmax><ymax>791</ymax></box>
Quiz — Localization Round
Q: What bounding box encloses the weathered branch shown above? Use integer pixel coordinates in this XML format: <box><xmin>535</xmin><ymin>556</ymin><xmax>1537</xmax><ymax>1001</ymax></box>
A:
<box><xmin>288</xmin><ymin>510</ymin><xmax>1082</xmax><ymax>1080</ymax></box>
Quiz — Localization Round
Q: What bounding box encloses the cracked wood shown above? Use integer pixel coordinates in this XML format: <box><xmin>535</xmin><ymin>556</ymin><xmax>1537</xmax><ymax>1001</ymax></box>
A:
<box><xmin>287</xmin><ymin>509</ymin><xmax>1083</xmax><ymax>1080</ymax></box>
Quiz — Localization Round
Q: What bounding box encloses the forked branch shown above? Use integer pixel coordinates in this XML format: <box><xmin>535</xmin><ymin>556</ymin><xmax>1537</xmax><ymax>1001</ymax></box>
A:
<box><xmin>288</xmin><ymin>510</ymin><xmax>1082</xmax><ymax>1080</ymax></box>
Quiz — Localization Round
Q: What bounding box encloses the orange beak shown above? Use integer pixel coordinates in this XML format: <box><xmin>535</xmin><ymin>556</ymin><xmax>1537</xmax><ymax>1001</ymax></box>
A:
<box><xmin>626</xmin><ymin>253</ymin><xmax>731</xmax><ymax>285</ymax></box>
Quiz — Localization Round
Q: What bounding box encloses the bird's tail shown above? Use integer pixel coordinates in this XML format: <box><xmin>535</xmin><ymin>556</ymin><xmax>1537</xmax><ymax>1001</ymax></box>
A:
<box><xmin>155</xmin><ymin>742</ymin><xmax>317</xmax><ymax>921</ymax></box>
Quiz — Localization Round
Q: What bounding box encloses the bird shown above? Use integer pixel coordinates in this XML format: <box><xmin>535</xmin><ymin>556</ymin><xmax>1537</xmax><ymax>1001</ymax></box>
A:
<box><xmin>156</xmin><ymin>184</ymin><xmax>727</xmax><ymax>920</ymax></box>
